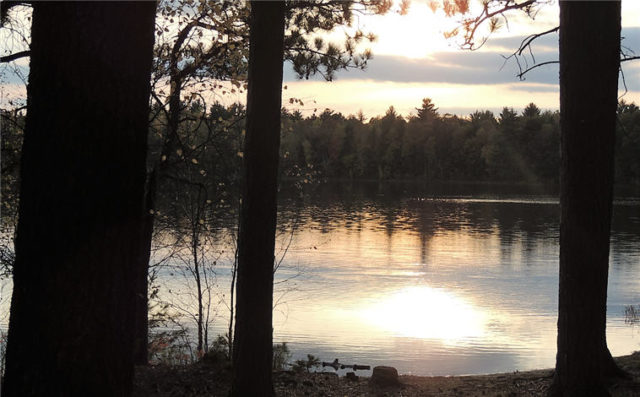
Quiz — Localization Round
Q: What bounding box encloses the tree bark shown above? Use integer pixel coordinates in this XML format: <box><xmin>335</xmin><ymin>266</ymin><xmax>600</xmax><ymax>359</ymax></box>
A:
<box><xmin>3</xmin><ymin>2</ymin><xmax>156</xmax><ymax>395</ymax></box>
<box><xmin>551</xmin><ymin>1</ymin><xmax>624</xmax><ymax>395</ymax></box>
<box><xmin>231</xmin><ymin>1</ymin><xmax>285</xmax><ymax>396</ymax></box>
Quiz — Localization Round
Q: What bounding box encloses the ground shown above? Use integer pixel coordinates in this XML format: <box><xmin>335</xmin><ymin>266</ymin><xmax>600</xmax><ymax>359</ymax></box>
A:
<box><xmin>134</xmin><ymin>352</ymin><xmax>640</xmax><ymax>396</ymax></box>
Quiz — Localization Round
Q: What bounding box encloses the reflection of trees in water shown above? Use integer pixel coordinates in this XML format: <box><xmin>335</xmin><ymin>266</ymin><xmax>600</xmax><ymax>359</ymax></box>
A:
<box><xmin>610</xmin><ymin>204</ymin><xmax>640</xmax><ymax>272</ymax></box>
<box><xmin>275</xmin><ymin>181</ymin><xmax>638</xmax><ymax>274</ymax></box>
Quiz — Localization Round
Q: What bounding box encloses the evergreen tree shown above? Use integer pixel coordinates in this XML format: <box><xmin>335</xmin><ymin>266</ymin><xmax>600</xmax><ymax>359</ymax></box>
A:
<box><xmin>3</xmin><ymin>2</ymin><xmax>156</xmax><ymax>395</ymax></box>
<box><xmin>231</xmin><ymin>1</ymin><xmax>285</xmax><ymax>395</ymax></box>
<box><xmin>551</xmin><ymin>1</ymin><xmax>626</xmax><ymax>394</ymax></box>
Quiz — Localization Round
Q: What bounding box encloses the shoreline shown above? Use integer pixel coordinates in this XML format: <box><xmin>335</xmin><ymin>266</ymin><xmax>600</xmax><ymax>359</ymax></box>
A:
<box><xmin>134</xmin><ymin>351</ymin><xmax>640</xmax><ymax>396</ymax></box>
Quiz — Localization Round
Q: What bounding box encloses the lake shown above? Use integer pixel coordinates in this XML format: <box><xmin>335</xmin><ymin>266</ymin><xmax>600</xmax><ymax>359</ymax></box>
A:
<box><xmin>4</xmin><ymin>181</ymin><xmax>636</xmax><ymax>376</ymax></box>
<box><xmin>155</xmin><ymin>180</ymin><xmax>640</xmax><ymax>376</ymax></box>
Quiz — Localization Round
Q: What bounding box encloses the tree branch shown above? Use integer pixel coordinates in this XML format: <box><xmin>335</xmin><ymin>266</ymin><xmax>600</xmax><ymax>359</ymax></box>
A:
<box><xmin>0</xmin><ymin>50</ymin><xmax>30</xmax><ymax>63</ymax></box>
<box><xmin>462</xmin><ymin>0</ymin><xmax>538</xmax><ymax>50</ymax></box>
<box><xmin>500</xmin><ymin>25</ymin><xmax>559</xmax><ymax>80</ymax></box>
<box><xmin>515</xmin><ymin>60</ymin><xmax>558</xmax><ymax>79</ymax></box>
<box><xmin>516</xmin><ymin>27</ymin><xmax>559</xmax><ymax>57</ymax></box>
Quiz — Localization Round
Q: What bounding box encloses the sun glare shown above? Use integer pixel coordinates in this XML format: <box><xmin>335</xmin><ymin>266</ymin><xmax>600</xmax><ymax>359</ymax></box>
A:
<box><xmin>361</xmin><ymin>286</ymin><xmax>488</xmax><ymax>343</ymax></box>
<box><xmin>361</xmin><ymin>3</ymin><xmax>458</xmax><ymax>59</ymax></box>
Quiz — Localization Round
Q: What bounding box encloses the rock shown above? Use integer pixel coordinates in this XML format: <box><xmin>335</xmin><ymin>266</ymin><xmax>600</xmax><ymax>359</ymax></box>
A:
<box><xmin>370</xmin><ymin>366</ymin><xmax>400</xmax><ymax>387</ymax></box>
<box><xmin>303</xmin><ymin>380</ymin><xmax>314</xmax><ymax>387</ymax></box>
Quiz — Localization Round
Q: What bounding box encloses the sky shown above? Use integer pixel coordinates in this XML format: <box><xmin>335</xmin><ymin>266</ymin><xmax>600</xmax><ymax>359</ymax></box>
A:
<box><xmin>2</xmin><ymin>1</ymin><xmax>640</xmax><ymax>119</ymax></box>
<box><xmin>280</xmin><ymin>0</ymin><xmax>640</xmax><ymax>118</ymax></box>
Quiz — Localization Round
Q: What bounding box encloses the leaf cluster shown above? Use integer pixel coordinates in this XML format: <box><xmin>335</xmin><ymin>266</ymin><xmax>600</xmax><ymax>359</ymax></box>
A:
<box><xmin>429</xmin><ymin>0</ymin><xmax>552</xmax><ymax>50</ymax></box>
<box><xmin>284</xmin><ymin>0</ymin><xmax>390</xmax><ymax>80</ymax></box>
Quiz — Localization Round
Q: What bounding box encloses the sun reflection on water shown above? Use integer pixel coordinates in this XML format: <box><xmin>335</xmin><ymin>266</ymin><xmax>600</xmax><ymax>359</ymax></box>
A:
<box><xmin>361</xmin><ymin>286</ymin><xmax>488</xmax><ymax>343</ymax></box>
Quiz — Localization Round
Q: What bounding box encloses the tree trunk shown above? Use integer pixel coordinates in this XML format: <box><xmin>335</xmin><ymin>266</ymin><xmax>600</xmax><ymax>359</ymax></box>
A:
<box><xmin>228</xmin><ymin>240</ymin><xmax>238</xmax><ymax>359</ymax></box>
<box><xmin>3</xmin><ymin>2</ymin><xmax>156</xmax><ymax>396</ymax></box>
<box><xmin>133</xmin><ymin>169</ymin><xmax>157</xmax><ymax>365</ymax></box>
<box><xmin>231</xmin><ymin>2</ymin><xmax>285</xmax><ymax>396</ymax></box>
<box><xmin>193</xmin><ymin>224</ymin><xmax>204</xmax><ymax>355</ymax></box>
<box><xmin>551</xmin><ymin>1</ymin><xmax>624</xmax><ymax>395</ymax></box>
<box><xmin>133</xmin><ymin>55</ymin><xmax>186</xmax><ymax>365</ymax></box>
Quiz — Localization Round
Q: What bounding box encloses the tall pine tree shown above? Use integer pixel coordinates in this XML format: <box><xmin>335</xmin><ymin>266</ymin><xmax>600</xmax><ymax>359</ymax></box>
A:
<box><xmin>3</xmin><ymin>3</ymin><xmax>156</xmax><ymax>395</ymax></box>
<box><xmin>551</xmin><ymin>1</ymin><xmax>626</xmax><ymax>395</ymax></box>
<box><xmin>231</xmin><ymin>1</ymin><xmax>285</xmax><ymax>395</ymax></box>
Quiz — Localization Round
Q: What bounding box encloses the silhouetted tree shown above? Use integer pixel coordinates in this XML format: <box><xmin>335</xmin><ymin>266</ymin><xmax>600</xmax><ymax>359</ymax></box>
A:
<box><xmin>231</xmin><ymin>1</ymin><xmax>285</xmax><ymax>396</ymax></box>
<box><xmin>415</xmin><ymin>98</ymin><xmax>439</xmax><ymax>121</ymax></box>
<box><xmin>616</xmin><ymin>101</ymin><xmax>640</xmax><ymax>184</ymax></box>
<box><xmin>3</xmin><ymin>2</ymin><xmax>156</xmax><ymax>395</ymax></box>
<box><xmin>133</xmin><ymin>0</ymin><xmax>391</xmax><ymax>363</ymax></box>
<box><xmin>551</xmin><ymin>1</ymin><xmax>626</xmax><ymax>395</ymax></box>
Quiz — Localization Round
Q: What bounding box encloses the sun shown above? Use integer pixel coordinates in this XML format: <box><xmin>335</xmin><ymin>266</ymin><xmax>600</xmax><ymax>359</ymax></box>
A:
<box><xmin>361</xmin><ymin>2</ymin><xmax>461</xmax><ymax>59</ymax></box>
<box><xmin>319</xmin><ymin>2</ymin><xmax>459</xmax><ymax>60</ymax></box>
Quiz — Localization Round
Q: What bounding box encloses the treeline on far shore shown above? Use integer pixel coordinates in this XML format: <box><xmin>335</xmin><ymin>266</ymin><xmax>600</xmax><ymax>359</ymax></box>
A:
<box><xmin>3</xmin><ymin>98</ymin><xmax>640</xmax><ymax>210</ymax></box>
<box><xmin>280</xmin><ymin>99</ymin><xmax>640</xmax><ymax>185</ymax></box>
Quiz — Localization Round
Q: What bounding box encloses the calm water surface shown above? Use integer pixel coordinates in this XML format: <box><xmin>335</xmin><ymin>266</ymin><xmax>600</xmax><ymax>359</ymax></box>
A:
<box><xmin>4</xmin><ymin>181</ymin><xmax>638</xmax><ymax>376</ymax></box>
<box><xmin>249</xmin><ymin>181</ymin><xmax>640</xmax><ymax>376</ymax></box>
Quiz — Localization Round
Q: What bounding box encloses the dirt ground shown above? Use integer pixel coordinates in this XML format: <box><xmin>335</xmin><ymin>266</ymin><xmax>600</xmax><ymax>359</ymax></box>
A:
<box><xmin>134</xmin><ymin>352</ymin><xmax>640</xmax><ymax>396</ymax></box>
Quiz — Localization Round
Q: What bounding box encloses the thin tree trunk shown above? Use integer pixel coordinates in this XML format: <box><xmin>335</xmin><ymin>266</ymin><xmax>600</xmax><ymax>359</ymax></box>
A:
<box><xmin>3</xmin><ymin>2</ymin><xmax>156</xmax><ymax>395</ymax></box>
<box><xmin>231</xmin><ymin>2</ymin><xmax>285</xmax><ymax>395</ymax></box>
<box><xmin>134</xmin><ymin>169</ymin><xmax>157</xmax><ymax>365</ymax></box>
<box><xmin>227</xmin><ymin>233</ymin><xmax>238</xmax><ymax>359</ymax></box>
<box><xmin>133</xmin><ymin>62</ymin><xmax>183</xmax><ymax>365</ymax></box>
<box><xmin>193</xmin><ymin>226</ymin><xmax>204</xmax><ymax>355</ymax></box>
<box><xmin>551</xmin><ymin>1</ymin><xmax>625</xmax><ymax>395</ymax></box>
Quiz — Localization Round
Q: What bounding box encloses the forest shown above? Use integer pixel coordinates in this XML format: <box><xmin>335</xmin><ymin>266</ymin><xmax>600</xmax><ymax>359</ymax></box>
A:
<box><xmin>281</xmin><ymin>99</ymin><xmax>640</xmax><ymax>183</ymax></box>
<box><xmin>5</xmin><ymin>97</ymin><xmax>640</xmax><ymax>212</ymax></box>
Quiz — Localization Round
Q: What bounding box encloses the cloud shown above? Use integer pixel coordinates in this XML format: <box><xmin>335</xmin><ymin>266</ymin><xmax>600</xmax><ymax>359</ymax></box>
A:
<box><xmin>505</xmin><ymin>83</ymin><xmax>557</xmax><ymax>93</ymax></box>
<box><xmin>285</xmin><ymin>27</ymin><xmax>640</xmax><ymax>89</ymax></box>
<box><xmin>284</xmin><ymin>50</ymin><xmax>559</xmax><ymax>86</ymax></box>
<box><xmin>622</xmin><ymin>27</ymin><xmax>640</xmax><ymax>53</ymax></box>
<box><xmin>281</xmin><ymin>79</ymin><xmax>564</xmax><ymax>118</ymax></box>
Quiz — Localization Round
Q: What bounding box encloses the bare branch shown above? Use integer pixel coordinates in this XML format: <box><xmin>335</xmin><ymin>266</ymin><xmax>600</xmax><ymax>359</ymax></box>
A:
<box><xmin>515</xmin><ymin>60</ymin><xmax>558</xmax><ymax>79</ymax></box>
<box><xmin>500</xmin><ymin>25</ymin><xmax>559</xmax><ymax>80</ymax></box>
<box><xmin>0</xmin><ymin>50</ymin><xmax>29</xmax><ymax>63</ymax></box>
<box><xmin>516</xmin><ymin>26</ymin><xmax>559</xmax><ymax>57</ymax></box>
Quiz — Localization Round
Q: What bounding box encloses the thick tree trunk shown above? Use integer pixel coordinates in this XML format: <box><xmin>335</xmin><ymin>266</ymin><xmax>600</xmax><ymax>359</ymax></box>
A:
<box><xmin>3</xmin><ymin>2</ymin><xmax>156</xmax><ymax>396</ymax></box>
<box><xmin>231</xmin><ymin>2</ymin><xmax>285</xmax><ymax>396</ymax></box>
<box><xmin>551</xmin><ymin>2</ymin><xmax>623</xmax><ymax>395</ymax></box>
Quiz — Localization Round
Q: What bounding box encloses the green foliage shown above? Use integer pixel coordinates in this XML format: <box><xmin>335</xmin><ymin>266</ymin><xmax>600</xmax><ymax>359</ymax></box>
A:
<box><xmin>616</xmin><ymin>101</ymin><xmax>640</xmax><ymax>185</ymax></box>
<box><xmin>279</xmin><ymin>98</ymin><xmax>567</xmax><ymax>184</ymax></box>
<box><xmin>284</xmin><ymin>0</ymin><xmax>391</xmax><ymax>80</ymax></box>
<box><xmin>279</xmin><ymin>98</ymin><xmax>640</xmax><ymax>185</ymax></box>
<box><xmin>273</xmin><ymin>342</ymin><xmax>292</xmax><ymax>371</ymax></box>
